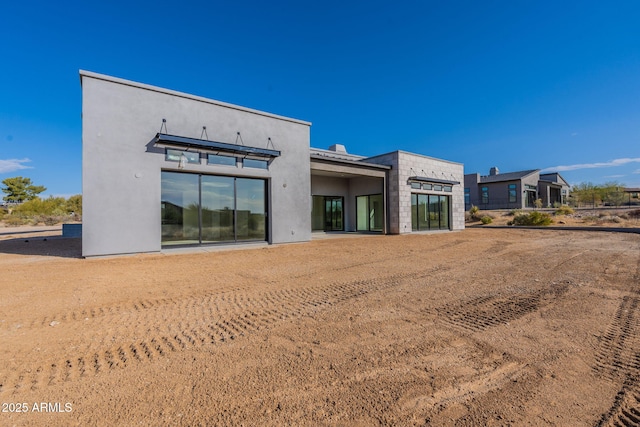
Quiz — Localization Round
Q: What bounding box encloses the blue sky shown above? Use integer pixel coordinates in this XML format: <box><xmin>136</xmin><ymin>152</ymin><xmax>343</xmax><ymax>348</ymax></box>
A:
<box><xmin>1</xmin><ymin>1</ymin><xmax>639</xmax><ymax>197</ymax></box>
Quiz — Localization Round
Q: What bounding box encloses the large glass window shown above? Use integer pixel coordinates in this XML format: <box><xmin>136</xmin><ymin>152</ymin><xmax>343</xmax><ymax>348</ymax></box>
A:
<box><xmin>161</xmin><ymin>173</ymin><xmax>200</xmax><ymax>245</ymax></box>
<box><xmin>236</xmin><ymin>178</ymin><xmax>266</xmax><ymax>240</ymax></box>
<box><xmin>201</xmin><ymin>176</ymin><xmax>235</xmax><ymax>243</ymax></box>
<box><xmin>439</xmin><ymin>195</ymin><xmax>449</xmax><ymax>229</ymax></box>
<box><xmin>161</xmin><ymin>171</ymin><xmax>266</xmax><ymax>246</ymax></box>
<box><xmin>356</xmin><ymin>194</ymin><xmax>383</xmax><ymax>232</ymax></box>
<box><xmin>311</xmin><ymin>196</ymin><xmax>343</xmax><ymax>231</ymax></box>
<box><xmin>311</xmin><ymin>196</ymin><xmax>325</xmax><ymax>231</ymax></box>
<box><xmin>411</xmin><ymin>194</ymin><xmax>451</xmax><ymax>231</ymax></box>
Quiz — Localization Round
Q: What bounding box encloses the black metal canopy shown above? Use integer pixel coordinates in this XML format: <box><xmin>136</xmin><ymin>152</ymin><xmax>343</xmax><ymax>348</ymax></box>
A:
<box><xmin>408</xmin><ymin>176</ymin><xmax>460</xmax><ymax>185</ymax></box>
<box><xmin>153</xmin><ymin>133</ymin><xmax>281</xmax><ymax>158</ymax></box>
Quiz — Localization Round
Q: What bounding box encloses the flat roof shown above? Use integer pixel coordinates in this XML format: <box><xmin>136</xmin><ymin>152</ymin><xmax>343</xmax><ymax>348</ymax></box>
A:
<box><xmin>79</xmin><ymin>70</ymin><xmax>312</xmax><ymax>127</ymax></box>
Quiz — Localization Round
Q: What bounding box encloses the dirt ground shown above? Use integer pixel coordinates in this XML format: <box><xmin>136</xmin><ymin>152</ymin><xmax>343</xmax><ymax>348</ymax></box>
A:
<box><xmin>1</xmin><ymin>227</ymin><xmax>639</xmax><ymax>426</ymax></box>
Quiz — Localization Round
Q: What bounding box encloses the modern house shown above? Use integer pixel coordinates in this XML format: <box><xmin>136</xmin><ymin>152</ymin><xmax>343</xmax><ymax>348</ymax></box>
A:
<box><xmin>81</xmin><ymin>71</ymin><xmax>464</xmax><ymax>257</ymax></box>
<box><xmin>464</xmin><ymin>167</ymin><xmax>570</xmax><ymax>210</ymax></box>
<box><xmin>623</xmin><ymin>187</ymin><xmax>640</xmax><ymax>205</ymax></box>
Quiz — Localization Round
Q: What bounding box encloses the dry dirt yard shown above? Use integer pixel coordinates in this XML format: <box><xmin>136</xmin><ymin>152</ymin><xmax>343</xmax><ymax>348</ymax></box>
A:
<box><xmin>0</xmin><ymin>228</ymin><xmax>639</xmax><ymax>426</ymax></box>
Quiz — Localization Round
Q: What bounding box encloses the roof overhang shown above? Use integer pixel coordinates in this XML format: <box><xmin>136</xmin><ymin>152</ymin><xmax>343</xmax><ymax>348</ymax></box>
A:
<box><xmin>408</xmin><ymin>176</ymin><xmax>460</xmax><ymax>185</ymax></box>
<box><xmin>153</xmin><ymin>133</ymin><xmax>281</xmax><ymax>158</ymax></box>
<box><xmin>310</xmin><ymin>155</ymin><xmax>390</xmax><ymax>179</ymax></box>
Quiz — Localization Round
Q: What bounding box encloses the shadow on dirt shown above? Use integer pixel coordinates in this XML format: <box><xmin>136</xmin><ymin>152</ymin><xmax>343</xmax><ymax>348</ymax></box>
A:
<box><xmin>0</xmin><ymin>236</ymin><xmax>82</xmax><ymax>259</ymax></box>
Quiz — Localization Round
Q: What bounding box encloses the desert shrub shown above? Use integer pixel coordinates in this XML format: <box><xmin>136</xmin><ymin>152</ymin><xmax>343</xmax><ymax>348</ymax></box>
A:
<box><xmin>555</xmin><ymin>206</ymin><xmax>574</xmax><ymax>216</ymax></box>
<box><xmin>508</xmin><ymin>211</ymin><xmax>553</xmax><ymax>226</ymax></box>
<box><xmin>467</xmin><ymin>205</ymin><xmax>487</xmax><ymax>222</ymax></box>
<box><xmin>12</xmin><ymin>196</ymin><xmax>67</xmax><ymax>217</ymax></box>
<box><xmin>534</xmin><ymin>198</ymin><xmax>543</xmax><ymax>209</ymax></box>
<box><xmin>552</xmin><ymin>201</ymin><xmax>562</xmax><ymax>208</ymax></box>
<box><xmin>599</xmin><ymin>215</ymin><xmax>622</xmax><ymax>224</ymax></box>
<box><xmin>627</xmin><ymin>209</ymin><xmax>640</xmax><ymax>218</ymax></box>
<box><xmin>3</xmin><ymin>215</ymin><xmax>31</xmax><ymax>227</ymax></box>
<box><xmin>481</xmin><ymin>216</ymin><xmax>493</xmax><ymax>224</ymax></box>
<box><xmin>37</xmin><ymin>215</ymin><xmax>67</xmax><ymax>226</ymax></box>
<box><xmin>508</xmin><ymin>209</ymin><xmax>523</xmax><ymax>216</ymax></box>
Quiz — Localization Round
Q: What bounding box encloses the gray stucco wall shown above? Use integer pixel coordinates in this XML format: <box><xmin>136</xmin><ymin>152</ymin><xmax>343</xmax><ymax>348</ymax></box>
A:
<box><xmin>81</xmin><ymin>71</ymin><xmax>311</xmax><ymax>256</ymax></box>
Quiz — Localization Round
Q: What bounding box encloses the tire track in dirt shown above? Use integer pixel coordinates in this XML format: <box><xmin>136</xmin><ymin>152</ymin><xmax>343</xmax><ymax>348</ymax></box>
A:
<box><xmin>593</xmin><ymin>295</ymin><xmax>640</xmax><ymax>426</ymax></box>
<box><xmin>593</xmin><ymin>296</ymin><xmax>640</xmax><ymax>381</ymax></box>
<box><xmin>595</xmin><ymin>379</ymin><xmax>640</xmax><ymax>427</ymax></box>
<box><xmin>0</xmin><ymin>268</ymin><xmax>448</xmax><ymax>395</ymax></box>
<box><xmin>435</xmin><ymin>283</ymin><xmax>570</xmax><ymax>333</ymax></box>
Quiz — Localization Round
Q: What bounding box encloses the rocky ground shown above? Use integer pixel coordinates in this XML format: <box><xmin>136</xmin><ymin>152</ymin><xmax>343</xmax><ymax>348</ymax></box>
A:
<box><xmin>0</xmin><ymin>227</ymin><xmax>639</xmax><ymax>426</ymax></box>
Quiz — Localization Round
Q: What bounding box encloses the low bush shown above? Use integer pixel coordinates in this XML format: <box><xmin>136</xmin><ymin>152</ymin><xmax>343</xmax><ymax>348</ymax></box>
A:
<box><xmin>554</xmin><ymin>206</ymin><xmax>574</xmax><ymax>216</ymax></box>
<box><xmin>599</xmin><ymin>215</ymin><xmax>622</xmax><ymax>224</ymax></box>
<box><xmin>508</xmin><ymin>211</ymin><xmax>553</xmax><ymax>226</ymax></box>
<box><xmin>3</xmin><ymin>215</ymin><xmax>31</xmax><ymax>227</ymax></box>
<box><xmin>627</xmin><ymin>209</ymin><xmax>640</xmax><ymax>218</ymax></box>
<box><xmin>481</xmin><ymin>216</ymin><xmax>493</xmax><ymax>224</ymax></box>
<box><xmin>37</xmin><ymin>215</ymin><xmax>67</xmax><ymax>226</ymax></box>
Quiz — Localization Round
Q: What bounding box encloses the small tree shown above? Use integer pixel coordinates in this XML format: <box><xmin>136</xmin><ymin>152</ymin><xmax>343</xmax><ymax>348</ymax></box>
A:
<box><xmin>1</xmin><ymin>177</ymin><xmax>46</xmax><ymax>203</ymax></box>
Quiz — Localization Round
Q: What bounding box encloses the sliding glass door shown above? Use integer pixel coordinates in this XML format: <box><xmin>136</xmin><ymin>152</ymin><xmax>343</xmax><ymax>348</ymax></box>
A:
<box><xmin>162</xmin><ymin>171</ymin><xmax>266</xmax><ymax>246</ymax></box>
<box><xmin>356</xmin><ymin>194</ymin><xmax>383</xmax><ymax>232</ymax></box>
<box><xmin>411</xmin><ymin>194</ymin><xmax>450</xmax><ymax>231</ymax></box>
<box><xmin>311</xmin><ymin>195</ymin><xmax>344</xmax><ymax>231</ymax></box>
<box><xmin>161</xmin><ymin>173</ymin><xmax>200</xmax><ymax>245</ymax></box>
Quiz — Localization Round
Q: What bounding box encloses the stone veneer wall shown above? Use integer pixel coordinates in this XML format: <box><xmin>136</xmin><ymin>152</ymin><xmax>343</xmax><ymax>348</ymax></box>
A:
<box><xmin>366</xmin><ymin>151</ymin><xmax>465</xmax><ymax>234</ymax></box>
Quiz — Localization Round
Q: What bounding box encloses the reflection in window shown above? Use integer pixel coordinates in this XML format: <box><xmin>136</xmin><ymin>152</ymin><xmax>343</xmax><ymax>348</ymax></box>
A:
<box><xmin>161</xmin><ymin>172</ymin><xmax>200</xmax><ymax>245</ymax></box>
<box><xmin>411</xmin><ymin>193</ymin><xmax>450</xmax><ymax>231</ymax></box>
<box><xmin>356</xmin><ymin>194</ymin><xmax>383</xmax><ymax>232</ymax></box>
<box><xmin>481</xmin><ymin>186</ymin><xmax>489</xmax><ymax>204</ymax></box>
<box><xmin>201</xmin><ymin>176</ymin><xmax>235</xmax><ymax>243</ymax></box>
<box><xmin>410</xmin><ymin>182</ymin><xmax>421</xmax><ymax>189</ymax></box>
<box><xmin>161</xmin><ymin>171</ymin><xmax>266</xmax><ymax>246</ymax></box>
<box><xmin>207</xmin><ymin>154</ymin><xmax>236</xmax><ymax>166</ymax></box>
<box><xmin>166</xmin><ymin>149</ymin><xmax>199</xmax><ymax>164</ymax></box>
<box><xmin>236</xmin><ymin>178</ymin><xmax>266</xmax><ymax>240</ymax></box>
<box><xmin>244</xmin><ymin>158</ymin><xmax>268</xmax><ymax>169</ymax></box>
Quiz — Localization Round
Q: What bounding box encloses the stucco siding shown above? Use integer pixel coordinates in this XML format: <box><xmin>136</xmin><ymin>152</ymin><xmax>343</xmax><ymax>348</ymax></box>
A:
<box><xmin>81</xmin><ymin>72</ymin><xmax>311</xmax><ymax>256</ymax></box>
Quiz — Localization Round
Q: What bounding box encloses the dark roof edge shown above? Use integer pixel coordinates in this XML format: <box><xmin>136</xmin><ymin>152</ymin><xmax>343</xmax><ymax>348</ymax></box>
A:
<box><xmin>310</xmin><ymin>154</ymin><xmax>392</xmax><ymax>170</ymax></box>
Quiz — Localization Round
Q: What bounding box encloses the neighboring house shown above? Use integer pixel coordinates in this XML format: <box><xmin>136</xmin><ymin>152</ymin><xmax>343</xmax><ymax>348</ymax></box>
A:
<box><xmin>623</xmin><ymin>188</ymin><xmax>640</xmax><ymax>205</ymax></box>
<box><xmin>464</xmin><ymin>167</ymin><xmax>570</xmax><ymax>210</ymax></box>
<box><xmin>81</xmin><ymin>71</ymin><xmax>464</xmax><ymax>257</ymax></box>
